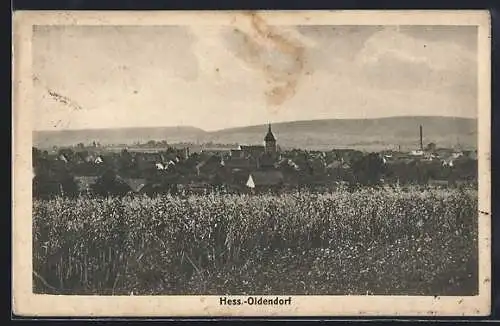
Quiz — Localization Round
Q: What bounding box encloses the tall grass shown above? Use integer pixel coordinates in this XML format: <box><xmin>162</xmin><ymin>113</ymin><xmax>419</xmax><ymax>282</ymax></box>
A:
<box><xmin>32</xmin><ymin>186</ymin><xmax>478</xmax><ymax>295</ymax></box>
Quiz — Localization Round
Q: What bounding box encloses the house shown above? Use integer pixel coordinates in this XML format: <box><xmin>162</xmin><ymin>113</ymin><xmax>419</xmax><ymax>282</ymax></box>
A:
<box><xmin>94</xmin><ymin>155</ymin><xmax>104</xmax><ymax>164</ymax></box>
<box><xmin>230</xmin><ymin>148</ymin><xmax>245</xmax><ymax>158</ymax></box>
<box><xmin>230</xmin><ymin>169</ymin><xmax>251</xmax><ymax>187</ymax></box>
<box><xmin>410</xmin><ymin>150</ymin><xmax>424</xmax><ymax>156</ymax></box>
<box><xmin>246</xmin><ymin>170</ymin><xmax>284</xmax><ymax>190</ymax></box>
<box><xmin>381</xmin><ymin>155</ymin><xmax>390</xmax><ymax>164</ymax></box>
<box><xmin>442</xmin><ymin>158</ymin><xmax>454</xmax><ymax>167</ymax></box>
<box><xmin>58</xmin><ymin>153</ymin><xmax>69</xmax><ymax>163</ymax></box>
<box><xmin>422</xmin><ymin>152</ymin><xmax>438</xmax><ymax>161</ymax></box>
<box><xmin>136</xmin><ymin>153</ymin><xmax>164</xmax><ymax>170</ymax></box>
<box><xmin>155</xmin><ymin>160</ymin><xmax>176</xmax><ymax>170</ymax></box>
<box><xmin>83</xmin><ymin>153</ymin><xmax>96</xmax><ymax>163</ymax></box>
<box><xmin>279</xmin><ymin>158</ymin><xmax>300</xmax><ymax>171</ymax></box>
<box><xmin>240</xmin><ymin>145</ymin><xmax>266</xmax><ymax>158</ymax></box>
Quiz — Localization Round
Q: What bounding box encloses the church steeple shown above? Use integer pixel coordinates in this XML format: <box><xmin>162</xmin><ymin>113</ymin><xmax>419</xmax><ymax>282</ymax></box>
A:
<box><xmin>264</xmin><ymin>123</ymin><xmax>277</xmax><ymax>155</ymax></box>
<box><xmin>264</xmin><ymin>123</ymin><xmax>276</xmax><ymax>142</ymax></box>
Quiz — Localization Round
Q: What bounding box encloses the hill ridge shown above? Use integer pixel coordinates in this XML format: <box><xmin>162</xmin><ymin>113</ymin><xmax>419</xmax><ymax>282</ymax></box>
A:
<box><xmin>33</xmin><ymin>116</ymin><xmax>477</xmax><ymax>151</ymax></box>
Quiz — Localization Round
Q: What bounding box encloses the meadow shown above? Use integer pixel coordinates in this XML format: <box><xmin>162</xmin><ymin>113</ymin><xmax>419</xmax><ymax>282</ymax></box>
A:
<box><xmin>32</xmin><ymin>186</ymin><xmax>478</xmax><ymax>296</ymax></box>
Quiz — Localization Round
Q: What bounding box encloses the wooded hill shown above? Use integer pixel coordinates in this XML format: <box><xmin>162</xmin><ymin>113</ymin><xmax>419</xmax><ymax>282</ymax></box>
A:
<box><xmin>34</xmin><ymin>116</ymin><xmax>477</xmax><ymax>151</ymax></box>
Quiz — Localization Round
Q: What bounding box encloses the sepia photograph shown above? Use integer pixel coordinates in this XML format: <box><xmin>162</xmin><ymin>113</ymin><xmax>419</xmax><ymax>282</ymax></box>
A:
<box><xmin>13</xmin><ymin>10</ymin><xmax>491</xmax><ymax>317</ymax></box>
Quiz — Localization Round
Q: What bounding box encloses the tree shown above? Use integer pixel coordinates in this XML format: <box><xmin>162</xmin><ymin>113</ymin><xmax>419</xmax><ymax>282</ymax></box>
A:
<box><xmin>59</xmin><ymin>173</ymin><xmax>79</xmax><ymax>197</ymax></box>
<box><xmin>93</xmin><ymin>169</ymin><xmax>130</xmax><ymax>196</ymax></box>
<box><xmin>33</xmin><ymin>174</ymin><xmax>59</xmax><ymax>199</ymax></box>
<box><xmin>32</xmin><ymin>147</ymin><xmax>41</xmax><ymax>162</ymax></box>
<box><xmin>351</xmin><ymin>153</ymin><xmax>385</xmax><ymax>185</ymax></box>
<box><xmin>119</xmin><ymin>149</ymin><xmax>134</xmax><ymax>173</ymax></box>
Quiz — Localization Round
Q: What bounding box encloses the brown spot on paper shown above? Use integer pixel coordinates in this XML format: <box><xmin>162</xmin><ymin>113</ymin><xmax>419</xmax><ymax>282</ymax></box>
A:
<box><xmin>233</xmin><ymin>12</ymin><xmax>306</xmax><ymax>109</ymax></box>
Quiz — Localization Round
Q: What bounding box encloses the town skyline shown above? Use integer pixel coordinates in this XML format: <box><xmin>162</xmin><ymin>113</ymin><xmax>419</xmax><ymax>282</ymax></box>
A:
<box><xmin>32</xmin><ymin>24</ymin><xmax>478</xmax><ymax>132</ymax></box>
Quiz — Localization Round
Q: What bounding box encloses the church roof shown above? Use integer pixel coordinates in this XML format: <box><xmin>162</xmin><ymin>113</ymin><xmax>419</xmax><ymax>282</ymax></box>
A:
<box><xmin>264</xmin><ymin>124</ymin><xmax>276</xmax><ymax>142</ymax></box>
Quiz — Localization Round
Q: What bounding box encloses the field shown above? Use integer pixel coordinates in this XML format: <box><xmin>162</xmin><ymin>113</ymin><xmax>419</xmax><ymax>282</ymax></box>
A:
<box><xmin>32</xmin><ymin>186</ymin><xmax>478</xmax><ymax>296</ymax></box>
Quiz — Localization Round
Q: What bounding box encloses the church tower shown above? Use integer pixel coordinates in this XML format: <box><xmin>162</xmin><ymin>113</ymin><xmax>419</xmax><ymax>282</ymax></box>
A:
<box><xmin>264</xmin><ymin>123</ymin><xmax>277</xmax><ymax>155</ymax></box>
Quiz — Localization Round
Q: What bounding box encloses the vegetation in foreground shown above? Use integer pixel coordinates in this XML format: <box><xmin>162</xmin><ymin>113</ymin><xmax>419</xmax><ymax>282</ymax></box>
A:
<box><xmin>33</xmin><ymin>186</ymin><xmax>478</xmax><ymax>296</ymax></box>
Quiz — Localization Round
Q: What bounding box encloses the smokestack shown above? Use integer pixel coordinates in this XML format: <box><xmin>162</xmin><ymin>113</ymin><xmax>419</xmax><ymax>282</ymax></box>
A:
<box><xmin>419</xmin><ymin>125</ymin><xmax>423</xmax><ymax>151</ymax></box>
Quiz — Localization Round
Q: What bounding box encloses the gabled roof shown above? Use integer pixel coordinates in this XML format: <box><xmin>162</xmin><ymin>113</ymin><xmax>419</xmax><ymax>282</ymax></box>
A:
<box><xmin>246</xmin><ymin>170</ymin><xmax>284</xmax><ymax>188</ymax></box>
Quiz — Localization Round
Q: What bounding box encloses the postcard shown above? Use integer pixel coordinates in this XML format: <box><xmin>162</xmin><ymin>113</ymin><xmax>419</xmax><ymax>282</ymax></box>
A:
<box><xmin>12</xmin><ymin>10</ymin><xmax>491</xmax><ymax>317</ymax></box>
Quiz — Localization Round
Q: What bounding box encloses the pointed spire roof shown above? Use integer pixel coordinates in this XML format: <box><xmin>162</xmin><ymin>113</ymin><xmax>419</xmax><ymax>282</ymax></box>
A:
<box><xmin>264</xmin><ymin>123</ymin><xmax>276</xmax><ymax>142</ymax></box>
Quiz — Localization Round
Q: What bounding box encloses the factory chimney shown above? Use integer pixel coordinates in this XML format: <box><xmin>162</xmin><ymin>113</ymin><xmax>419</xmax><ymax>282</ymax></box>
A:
<box><xmin>419</xmin><ymin>125</ymin><xmax>423</xmax><ymax>151</ymax></box>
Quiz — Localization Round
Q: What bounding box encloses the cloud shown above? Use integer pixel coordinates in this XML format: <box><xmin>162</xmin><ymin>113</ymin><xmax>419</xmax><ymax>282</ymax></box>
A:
<box><xmin>354</xmin><ymin>28</ymin><xmax>477</xmax><ymax>92</ymax></box>
<box><xmin>358</xmin><ymin>28</ymin><xmax>475</xmax><ymax>69</ymax></box>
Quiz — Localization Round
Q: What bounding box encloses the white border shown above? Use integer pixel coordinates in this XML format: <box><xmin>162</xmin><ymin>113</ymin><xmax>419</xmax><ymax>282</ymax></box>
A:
<box><xmin>12</xmin><ymin>10</ymin><xmax>491</xmax><ymax>317</ymax></box>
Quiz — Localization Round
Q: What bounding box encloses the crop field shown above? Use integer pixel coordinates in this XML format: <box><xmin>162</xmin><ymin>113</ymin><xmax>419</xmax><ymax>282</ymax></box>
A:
<box><xmin>32</xmin><ymin>186</ymin><xmax>478</xmax><ymax>295</ymax></box>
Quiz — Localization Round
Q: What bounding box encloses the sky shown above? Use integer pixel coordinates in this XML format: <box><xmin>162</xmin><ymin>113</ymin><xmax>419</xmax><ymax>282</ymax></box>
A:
<box><xmin>32</xmin><ymin>23</ymin><xmax>478</xmax><ymax>131</ymax></box>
